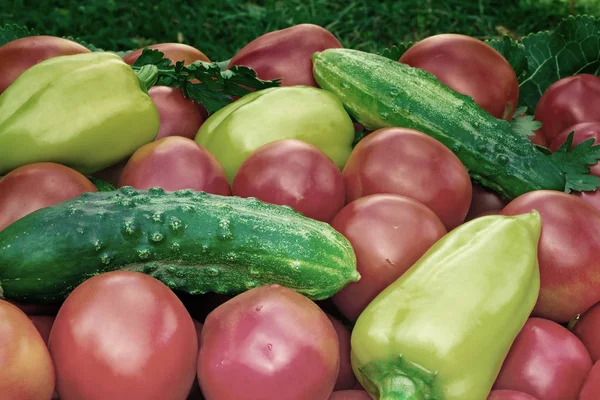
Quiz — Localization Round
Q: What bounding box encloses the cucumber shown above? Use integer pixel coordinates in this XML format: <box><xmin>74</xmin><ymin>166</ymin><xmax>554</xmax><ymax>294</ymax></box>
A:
<box><xmin>312</xmin><ymin>48</ymin><xmax>566</xmax><ymax>200</ymax></box>
<box><xmin>0</xmin><ymin>187</ymin><xmax>359</xmax><ymax>303</ymax></box>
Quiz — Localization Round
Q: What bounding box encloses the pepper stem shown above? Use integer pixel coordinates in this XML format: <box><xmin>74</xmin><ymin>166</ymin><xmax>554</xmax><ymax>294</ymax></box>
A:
<box><xmin>135</xmin><ymin>64</ymin><xmax>159</xmax><ymax>94</ymax></box>
<box><xmin>358</xmin><ymin>355</ymin><xmax>442</xmax><ymax>400</ymax></box>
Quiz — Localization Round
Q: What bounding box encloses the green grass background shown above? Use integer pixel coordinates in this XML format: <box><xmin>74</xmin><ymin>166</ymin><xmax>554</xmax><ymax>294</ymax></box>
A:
<box><xmin>2</xmin><ymin>0</ymin><xmax>599</xmax><ymax>61</ymax></box>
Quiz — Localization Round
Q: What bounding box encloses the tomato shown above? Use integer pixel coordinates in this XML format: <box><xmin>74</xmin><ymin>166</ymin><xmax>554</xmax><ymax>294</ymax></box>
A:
<box><xmin>330</xmin><ymin>194</ymin><xmax>447</xmax><ymax>321</ymax></box>
<box><xmin>197</xmin><ymin>284</ymin><xmax>339</xmax><ymax>400</ymax></box>
<box><xmin>0</xmin><ymin>162</ymin><xmax>97</xmax><ymax>231</ymax></box>
<box><xmin>573</xmin><ymin>302</ymin><xmax>600</xmax><ymax>362</ymax></box>
<box><xmin>326</xmin><ymin>314</ymin><xmax>355</xmax><ymax>391</ymax></box>
<box><xmin>187</xmin><ymin>319</ymin><xmax>205</xmax><ymax>400</ymax></box>
<box><xmin>328</xmin><ymin>390</ymin><xmax>372</xmax><ymax>400</ymax></box>
<box><xmin>465</xmin><ymin>183</ymin><xmax>508</xmax><ymax>222</ymax></box>
<box><xmin>399</xmin><ymin>34</ymin><xmax>519</xmax><ymax>120</ymax></box>
<box><xmin>232</xmin><ymin>139</ymin><xmax>345</xmax><ymax>222</ymax></box>
<box><xmin>0</xmin><ymin>35</ymin><xmax>90</xmax><ymax>94</ymax></box>
<box><xmin>493</xmin><ymin>318</ymin><xmax>592</xmax><ymax>400</ymax></box>
<box><xmin>500</xmin><ymin>190</ymin><xmax>600</xmax><ymax>322</ymax></box>
<box><xmin>487</xmin><ymin>390</ymin><xmax>539</xmax><ymax>400</ymax></box>
<box><xmin>534</xmin><ymin>74</ymin><xmax>600</xmax><ymax>142</ymax></box>
<box><xmin>149</xmin><ymin>86</ymin><xmax>206</xmax><ymax>140</ymax></box>
<box><xmin>0</xmin><ymin>300</ymin><xmax>55</xmax><ymax>400</ymax></box>
<box><xmin>118</xmin><ymin>136</ymin><xmax>231</xmax><ymax>195</ymax></box>
<box><xmin>28</xmin><ymin>315</ymin><xmax>55</xmax><ymax>346</ymax></box>
<box><xmin>48</xmin><ymin>271</ymin><xmax>198</xmax><ymax>400</ymax></box>
<box><xmin>579</xmin><ymin>361</ymin><xmax>600</xmax><ymax>400</ymax></box>
<box><xmin>227</xmin><ymin>24</ymin><xmax>343</xmax><ymax>87</ymax></box>
<box><xmin>122</xmin><ymin>43</ymin><xmax>210</xmax><ymax>65</ymax></box>
<box><xmin>343</xmin><ymin>127</ymin><xmax>472</xmax><ymax>230</ymax></box>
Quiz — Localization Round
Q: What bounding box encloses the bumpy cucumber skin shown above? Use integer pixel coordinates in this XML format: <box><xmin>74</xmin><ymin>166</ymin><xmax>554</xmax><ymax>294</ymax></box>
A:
<box><xmin>312</xmin><ymin>49</ymin><xmax>566</xmax><ymax>200</ymax></box>
<box><xmin>0</xmin><ymin>187</ymin><xmax>359</xmax><ymax>303</ymax></box>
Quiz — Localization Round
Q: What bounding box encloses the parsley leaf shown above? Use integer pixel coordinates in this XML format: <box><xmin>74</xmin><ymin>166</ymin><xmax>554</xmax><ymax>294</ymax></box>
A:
<box><xmin>380</xmin><ymin>42</ymin><xmax>413</xmax><ymax>61</ymax></box>
<box><xmin>509</xmin><ymin>106</ymin><xmax>541</xmax><ymax>138</ymax></box>
<box><xmin>132</xmin><ymin>48</ymin><xmax>281</xmax><ymax>114</ymax></box>
<box><xmin>0</xmin><ymin>24</ymin><xmax>38</xmax><ymax>47</ymax></box>
<box><xmin>549</xmin><ymin>131</ymin><xmax>600</xmax><ymax>192</ymax></box>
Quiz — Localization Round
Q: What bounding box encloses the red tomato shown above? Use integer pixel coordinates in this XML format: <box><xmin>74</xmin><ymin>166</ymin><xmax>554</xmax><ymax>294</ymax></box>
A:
<box><xmin>575</xmin><ymin>189</ymin><xmax>600</xmax><ymax>213</ymax></box>
<box><xmin>232</xmin><ymin>139</ymin><xmax>345</xmax><ymax>222</ymax></box>
<box><xmin>500</xmin><ymin>190</ymin><xmax>600</xmax><ymax>322</ymax></box>
<box><xmin>331</xmin><ymin>194</ymin><xmax>447</xmax><ymax>321</ymax></box>
<box><xmin>0</xmin><ymin>300</ymin><xmax>55</xmax><ymax>400</ymax></box>
<box><xmin>0</xmin><ymin>35</ymin><xmax>90</xmax><ymax>94</ymax></box>
<box><xmin>328</xmin><ymin>390</ymin><xmax>372</xmax><ymax>400</ymax></box>
<box><xmin>187</xmin><ymin>319</ymin><xmax>205</xmax><ymax>400</ymax></box>
<box><xmin>493</xmin><ymin>318</ymin><xmax>592</xmax><ymax>400</ymax></box>
<box><xmin>573</xmin><ymin>302</ymin><xmax>600</xmax><ymax>362</ymax></box>
<box><xmin>197</xmin><ymin>284</ymin><xmax>339</xmax><ymax>400</ymax></box>
<box><xmin>343</xmin><ymin>127</ymin><xmax>472</xmax><ymax>230</ymax></box>
<box><xmin>465</xmin><ymin>183</ymin><xmax>508</xmax><ymax>222</ymax></box>
<box><xmin>48</xmin><ymin>271</ymin><xmax>198</xmax><ymax>400</ymax></box>
<box><xmin>149</xmin><ymin>86</ymin><xmax>206</xmax><ymax>140</ymax></box>
<box><xmin>28</xmin><ymin>315</ymin><xmax>55</xmax><ymax>346</ymax></box>
<box><xmin>227</xmin><ymin>24</ymin><xmax>343</xmax><ymax>87</ymax></box>
<box><xmin>326</xmin><ymin>314</ymin><xmax>355</xmax><ymax>391</ymax></box>
<box><xmin>0</xmin><ymin>162</ymin><xmax>97</xmax><ymax>231</ymax></box>
<box><xmin>123</xmin><ymin>43</ymin><xmax>211</xmax><ymax>65</ymax></box>
<box><xmin>118</xmin><ymin>136</ymin><xmax>231</xmax><ymax>194</ymax></box>
<box><xmin>487</xmin><ymin>390</ymin><xmax>539</xmax><ymax>399</ymax></box>
<box><xmin>399</xmin><ymin>34</ymin><xmax>519</xmax><ymax>120</ymax></box>
<box><xmin>528</xmin><ymin>129</ymin><xmax>549</xmax><ymax>147</ymax></box>
<box><xmin>534</xmin><ymin>74</ymin><xmax>600</xmax><ymax>142</ymax></box>
<box><xmin>579</xmin><ymin>361</ymin><xmax>600</xmax><ymax>400</ymax></box>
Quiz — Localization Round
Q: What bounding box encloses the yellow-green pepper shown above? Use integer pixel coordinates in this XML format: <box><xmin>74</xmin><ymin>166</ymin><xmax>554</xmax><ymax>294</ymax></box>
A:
<box><xmin>0</xmin><ymin>52</ymin><xmax>159</xmax><ymax>175</ymax></box>
<box><xmin>194</xmin><ymin>85</ymin><xmax>355</xmax><ymax>182</ymax></box>
<box><xmin>351</xmin><ymin>211</ymin><xmax>542</xmax><ymax>400</ymax></box>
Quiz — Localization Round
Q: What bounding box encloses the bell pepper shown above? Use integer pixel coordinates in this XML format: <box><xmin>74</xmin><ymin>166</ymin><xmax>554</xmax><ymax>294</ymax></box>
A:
<box><xmin>0</xmin><ymin>52</ymin><xmax>159</xmax><ymax>175</ymax></box>
<box><xmin>194</xmin><ymin>85</ymin><xmax>355</xmax><ymax>182</ymax></box>
<box><xmin>351</xmin><ymin>211</ymin><xmax>542</xmax><ymax>400</ymax></box>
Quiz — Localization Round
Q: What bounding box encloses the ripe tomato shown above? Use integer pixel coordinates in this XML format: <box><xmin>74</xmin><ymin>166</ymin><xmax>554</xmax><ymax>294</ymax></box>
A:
<box><xmin>493</xmin><ymin>318</ymin><xmax>592</xmax><ymax>400</ymax></box>
<box><xmin>197</xmin><ymin>284</ymin><xmax>339</xmax><ymax>400</ymax></box>
<box><xmin>330</xmin><ymin>194</ymin><xmax>447</xmax><ymax>321</ymax></box>
<box><xmin>343</xmin><ymin>127</ymin><xmax>472</xmax><ymax>230</ymax></box>
<box><xmin>48</xmin><ymin>271</ymin><xmax>198</xmax><ymax>400</ymax></box>
<box><xmin>573</xmin><ymin>302</ymin><xmax>600</xmax><ymax>362</ymax></box>
<box><xmin>579</xmin><ymin>361</ymin><xmax>600</xmax><ymax>400</ymax></box>
<box><xmin>328</xmin><ymin>390</ymin><xmax>372</xmax><ymax>400</ymax></box>
<box><xmin>500</xmin><ymin>190</ymin><xmax>600</xmax><ymax>322</ymax></box>
<box><xmin>487</xmin><ymin>390</ymin><xmax>539</xmax><ymax>399</ymax></box>
<box><xmin>326</xmin><ymin>314</ymin><xmax>355</xmax><ymax>390</ymax></box>
<box><xmin>399</xmin><ymin>34</ymin><xmax>519</xmax><ymax>120</ymax></box>
<box><xmin>148</xmin><ymin>86</ymin><xmax>207</xmax><ymax>140</ymax></box>
<box><xmin>122</xmin><ymin>43</ymin><xmax>210</xmax><ymax>65</ymax></box>
<box><xmin>0</xmin><ymin>300</ymin><xmax>55</xmax><ymax>400</ymax></box>
<box><xmin>0</xmin><ymin>162</ymin><xmax>97</xmax><ymax>231</ymax></box>
<box><xmin>232</xmin><ymin>139</ymin><xmax>345</xmax><ymax>222</ymax></box>
<box><xmin>465</xmin><ymin>183</ymin><xmax>507</xmax><ymax>221</ymax></box>
<box><xmin>534</xmin><ymin>74</ymin><xmax>600</xmax><ymax>142</ymax></box>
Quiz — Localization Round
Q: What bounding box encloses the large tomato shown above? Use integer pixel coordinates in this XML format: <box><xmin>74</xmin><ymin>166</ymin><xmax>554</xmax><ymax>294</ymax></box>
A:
<box><xmin>465</xmin><ymin>183</ymin><xmax>508</xmax><ymax>221</ymax></box>
<box><xmin>579</xmin><ymin>361</ymin><xmax>600</xmax><ymax>400</ymax></box>
<box><xmin>500</xmin><ymin>190</ymin><xmax>600</xmax><ymax>322</ymax></box>
<box><xmin>148</xmin><ymin>86</ymin><xmax>207</xmax><ymax>140</ymax></box>
<box><xmin>343</xmin><ymin>127</ymin><xmax>472</xmax><ymax>230</ymax></box>
<box><xmin>487</xmin><ymin>390</ymin><xmax>539</xmax><ymax>400</ymax></box>
<box><xmin>0</xmin><ymin>300</ymin><xmax>55</xmax><ymax>400</ymax></box>
<box><xmin>328</xmin><ymin>391</ymin><xmax>372</xmax><ymax>400</ymax></box>
<box><xmin>326</xmin><ymin>314</ymin><xmax>355</xmax><ymax>391</ymax></box>
<box><xmin>573</xmin><ymin>302</ymin><xmax>600</xmax><ymax>362</ymax></box>
<box><xmin>122</xmin><ymin>43</ymin><xmax>210</xmax><ymax>65</ymax></box>
<box><xmin>48</xmin><ymin>271</ymin><xmax>198</xmax><ymax>400</ymax></box>
<box><xmin>399</xmin><ymin>34</ymin><xmax>519</xmax><ymax>120</ymax></box>
<box><xmin>534</xmin><ymin>74</ymin><xmax>600</xmax><ymax>142</ymax></box>
<box><xmin>0</xmin><ymin>162</ymin><xmax>97</xmax><ymax>231</ymax></box>
<box><xmin>330</xmin><ymin>194</ymin><xmax>447</xmax><ymax>321</ymax></box>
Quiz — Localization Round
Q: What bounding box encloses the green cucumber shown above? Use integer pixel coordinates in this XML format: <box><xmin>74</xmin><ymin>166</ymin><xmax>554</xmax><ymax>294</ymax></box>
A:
<box><xmin>312</xmin><ymin>48</ymin><xmax>566</xmax><ymax>200</ymax></box>
<box><xmin>0</xmin><ymin>187</ymin><xmax>359</xmax><ymax>303</ymax></box>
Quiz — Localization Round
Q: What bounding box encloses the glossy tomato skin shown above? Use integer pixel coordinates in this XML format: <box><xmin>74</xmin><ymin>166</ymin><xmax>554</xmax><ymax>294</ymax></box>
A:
<box><xmin>0</xmin><ymin>162</ymin><xmax>97</xmax><ymax>231</ymax></box>
<box><xmin>465</xmin><ymin>183</ymin><xmax>508</xmax><ymax>221</ymax></box>
<box><xmin>232</xmin><ymin>139</ymin><xmax>345</xmax><ymax>222</ymax></box>
<box><xmin>48</xmin><ymin>271</ymin><xmax>198</xmax><ymax>400</ymax></box>
<box><xmin>118</xmin><ymin>136</ymin><xmax>231</xmax><ymax>194</ymax></box>
<box><xmin>343</xmin><ymin>127</ymin><xmax>472</xmax><ymax>230</ymax></box>
<box><xmin>149</xmin><ymin>86</ymin><xmax>206</xmax><ymax>140</ymax></box>
<box><xmin>534</xmin><ymin>74</ymin><xmax>600</xmax><ymax>142</ymax></box>
<box><xmin>198</xmin><ymin>284</ymin><xmax>339</xmax><ymax>400</ymax></box>
<box><xmin>331</xmin><ymin>194</ymin><xmax>447</xmax><ymax>321</ymax></box>
<box><xmin>573</xmin><ymin>302</ymin><xmax>600</xmax><ymax>362</ymax></box>
<box><xmin>328</xmin><ymin>390</ymin><xmax>372</xmax><ymax>400</ymax></box>
<box><xmin>326</xmin><ymin>314</ymin><xmax>355</xmax><ymax>391</ymax></box>
<box><xmin>122</xmin><ymin>43</ymin><xmax>210</xmax><ymax>65</ymax></box>
<box><xmin>0</xmin><ymin>35</ymin><xmax>90</xmax><ymax>94</ymax></box>
<box><xmin>399</xmin><ymin>34</ymin><xmax>519</xmax><ymax>120</ymax></box>
<box><xmin>579</xmin><ymin>361</ymin><xmax>600</xmax><ymax>400</ymax></box>
<box><xmin>493</xmin><ymin>318</ymin><xmax>592</xmax><ymax>400</ymax></box>
<box><xmin>227</xmin><ymin>23</ymin><xmax>343</xmax><ymax>87</ymax></box>
<box><xmin>0</xmin><ymin>300</ymin><xmax>55</xmax><ymax>400</ymax></box>
<box><xmin>487</xmin><ymin>390</ymin><xmax>539</xmax><ymax>400</ymax></box>
<box><xmin>500</xmin><ymin>190</ymin><xmax>600</xmax><ymax>322</ymax></box>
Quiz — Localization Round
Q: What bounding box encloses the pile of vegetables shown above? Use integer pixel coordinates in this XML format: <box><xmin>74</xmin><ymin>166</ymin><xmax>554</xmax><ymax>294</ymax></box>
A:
<box><xmin>1</xmin><ymin>14</ymin><xmax>600</xmax><ymax>400</ymax></box>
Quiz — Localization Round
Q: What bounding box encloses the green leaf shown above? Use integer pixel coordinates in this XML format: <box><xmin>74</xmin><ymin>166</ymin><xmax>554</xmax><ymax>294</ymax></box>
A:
<box><xmin>509</xmin><ymin>106</ymin><xmax>541</xmax><ymax>138</ymax></box>
<box><xmin>549</xmin><ymin>131</ymin><xmax>600</xmax><ymax>192</ymax></box>
<box><xmin>486</xmin><ymin>35</ymin><xmax>529</xmax><ymax>81</ymax></box>
<box><xmin>133</xmin><ymin>48</ymin><xmax>173</xmax><ymax>69</ymax></box>
<box><xmin>0</xmin><ymin>24</ymin><xmax>37</xmax><ymax>47</ymax></box>
<box><xmin>380</xmin><ymin>42</ymin><xmax>413</xmax><ymax>61</ymax></box>
<box><xmin>518</xmin><ymin>15</ymin><xmax>600</xmax><ymax>112</ymax></box>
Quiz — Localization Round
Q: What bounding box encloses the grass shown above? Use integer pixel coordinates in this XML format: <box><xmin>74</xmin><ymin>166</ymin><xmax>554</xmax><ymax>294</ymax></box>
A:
<box><xmin>2</xmin><ymin>0</ymin><xmax>599</xmax><ymax>61</ymax></box>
